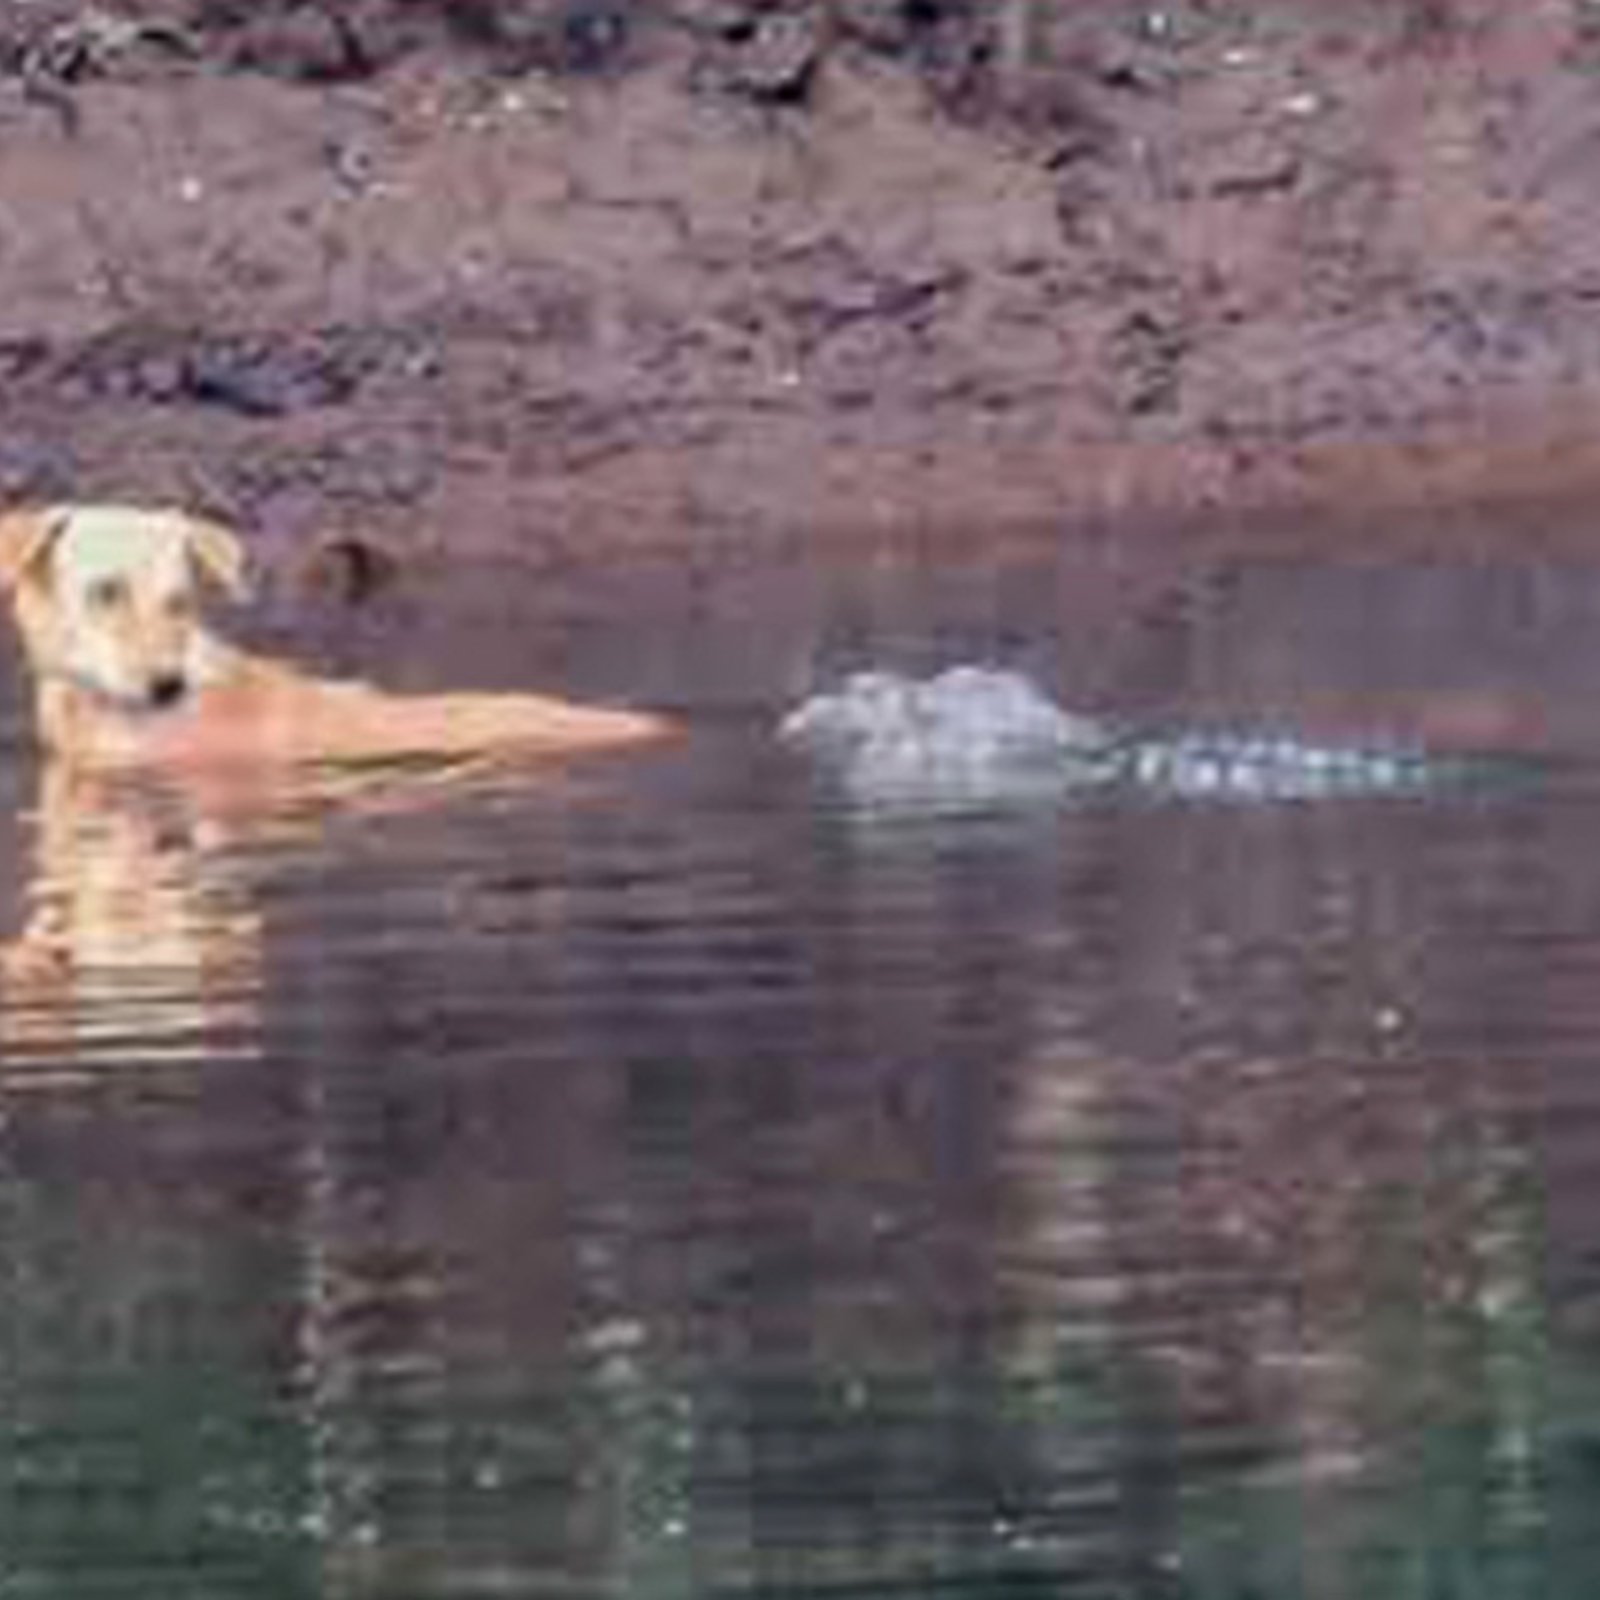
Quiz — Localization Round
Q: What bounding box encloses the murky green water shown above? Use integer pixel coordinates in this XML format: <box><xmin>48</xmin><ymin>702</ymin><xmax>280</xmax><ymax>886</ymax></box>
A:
<box><xmin>5</xmin><ymin>530</ymin><xmax>1600</xmax><ymax>1598</ymax></box>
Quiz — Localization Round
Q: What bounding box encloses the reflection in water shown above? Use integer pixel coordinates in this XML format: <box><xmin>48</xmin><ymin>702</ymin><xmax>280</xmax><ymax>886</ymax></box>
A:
<box><xmin>1</xmin><ymin>765</ymin><xmax>263</xmax><ymax>1072</ymax></box>
<box><xmin>4</xmin><ymin>542</ymin><xmax>1600</xmax><ymax>1596</ymax></box>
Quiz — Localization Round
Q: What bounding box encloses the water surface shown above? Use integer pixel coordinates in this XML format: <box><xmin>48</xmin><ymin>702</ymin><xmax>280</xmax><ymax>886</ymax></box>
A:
<box><xmin>5</xmin><ymin>525</ymin><xmax>1600</xmax><ymax>1598</ymax></box>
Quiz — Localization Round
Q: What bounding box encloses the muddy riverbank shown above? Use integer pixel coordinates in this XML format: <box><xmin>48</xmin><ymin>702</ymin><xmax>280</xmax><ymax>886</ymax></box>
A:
<box><xmin>0</xmin><ymin>1</ymin><xmax>1596</xmax><ymax>579</ymax></box>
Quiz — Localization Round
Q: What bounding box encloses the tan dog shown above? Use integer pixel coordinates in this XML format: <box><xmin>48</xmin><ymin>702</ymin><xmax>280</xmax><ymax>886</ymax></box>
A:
<box><xmin>0</xmin><ymin>503</ymin><xmax>675</xmax><ymax>771</ymax></box>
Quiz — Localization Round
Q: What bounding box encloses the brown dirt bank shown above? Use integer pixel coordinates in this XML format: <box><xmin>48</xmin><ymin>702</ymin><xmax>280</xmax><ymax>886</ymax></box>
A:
<box><xmin>0</xmin><ymin>0</ymin><xmax>1598</xmax><ymax>581</ymax></box>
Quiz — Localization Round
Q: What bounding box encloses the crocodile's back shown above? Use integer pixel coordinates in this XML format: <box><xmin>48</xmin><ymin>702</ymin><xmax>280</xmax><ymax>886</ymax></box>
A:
<box><xmin>783</xmin><ymin>667</ymin><xmax>1527</xmax><ymax>814</ymax></box>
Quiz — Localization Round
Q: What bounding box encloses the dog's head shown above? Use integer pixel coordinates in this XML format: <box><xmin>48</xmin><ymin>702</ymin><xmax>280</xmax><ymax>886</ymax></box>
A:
<box><xmin>0</xmin><ymin>504</ymin><xmax>248</xmax><ymax>710</ymax></box>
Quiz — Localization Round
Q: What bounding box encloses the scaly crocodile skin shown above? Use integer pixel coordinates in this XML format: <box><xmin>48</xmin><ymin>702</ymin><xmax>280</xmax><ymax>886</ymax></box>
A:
<box><xmin>781</xmin><ymin>667</ymin><xmax>1489</xmax><ymax>813</ymax></box>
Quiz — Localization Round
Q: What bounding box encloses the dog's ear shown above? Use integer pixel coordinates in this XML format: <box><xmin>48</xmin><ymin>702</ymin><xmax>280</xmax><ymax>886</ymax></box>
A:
<box><xmin>181</xmin><ymin>514</ymin><xmax>250</xmax><ymax>600</ymax></box>
<box><xmin>0</xmin><ymin>507</ymin><xmax>67</xmax><ymax>592</ymax></box>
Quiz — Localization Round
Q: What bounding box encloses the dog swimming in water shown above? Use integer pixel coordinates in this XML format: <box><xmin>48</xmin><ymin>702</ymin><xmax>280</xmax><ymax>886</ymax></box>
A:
<box><xmin>0</xmin><ymin>503</ymin><xmax>675</xmax><ymax>772</ymax></box>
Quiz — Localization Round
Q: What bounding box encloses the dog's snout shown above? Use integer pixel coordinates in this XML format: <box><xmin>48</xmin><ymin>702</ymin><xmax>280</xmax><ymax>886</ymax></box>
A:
<box><xmin>148</xmin><ymin>673</ymin><xmax>188</xmax><ymax>709</ymax></box>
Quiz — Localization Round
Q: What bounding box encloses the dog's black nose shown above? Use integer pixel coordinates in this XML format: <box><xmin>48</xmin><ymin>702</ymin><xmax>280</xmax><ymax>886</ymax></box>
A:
<box><xmin>148</xmin><ymin>673</ymin><xmax>187</xmax><ymax>708</ymax></box>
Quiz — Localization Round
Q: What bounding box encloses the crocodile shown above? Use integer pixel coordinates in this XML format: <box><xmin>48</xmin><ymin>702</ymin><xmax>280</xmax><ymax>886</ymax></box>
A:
<box><xmin>780</xmin><ymin>666</ymin><xmax>1511</xmax><ymax>813</ymax></box>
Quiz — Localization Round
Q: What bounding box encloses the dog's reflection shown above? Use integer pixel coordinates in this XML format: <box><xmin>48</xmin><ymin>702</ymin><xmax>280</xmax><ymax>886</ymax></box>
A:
<box><xmin>0</xmin><ymin>763</ymin><xmax>264</xmax><ymax>1070</ymax></box>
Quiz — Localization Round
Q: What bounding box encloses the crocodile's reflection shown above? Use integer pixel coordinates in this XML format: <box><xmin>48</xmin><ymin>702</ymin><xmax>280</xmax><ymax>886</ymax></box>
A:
<box><xmin>0</xmin><ymin>763</ymin><xmax>268</xmax><ymax>1072</ymax></box>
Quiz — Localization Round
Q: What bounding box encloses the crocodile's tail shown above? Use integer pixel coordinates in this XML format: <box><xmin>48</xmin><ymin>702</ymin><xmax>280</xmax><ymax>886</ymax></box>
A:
<box><xmin>1110</xmin><ymin>728</ymin><xmax>1442</xmax><ymax>801</ymax></box>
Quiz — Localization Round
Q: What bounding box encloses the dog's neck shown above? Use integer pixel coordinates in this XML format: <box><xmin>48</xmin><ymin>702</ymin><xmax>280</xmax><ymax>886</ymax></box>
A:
<box><xmin>28</xmin><ymin>642</ymin><xmax>246</xmax><ymax>764</ymax></box>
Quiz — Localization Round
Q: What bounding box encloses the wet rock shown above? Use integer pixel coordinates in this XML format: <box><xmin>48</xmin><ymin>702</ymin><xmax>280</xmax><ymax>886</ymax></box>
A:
<box><xmin>0</xmin><ymin>8</ymin><xmax>198</xmax><ymax>84</ymax></box>
<box><xmin>181</xmin><ymin>340</ymin><xmax>363</xmax><ymax>417</ymax></box>
<box><xmin>0</xmin><ymin>436</ymin><xmax>76</xmax><ymax>502</ymax></box>
<box><xmin>832</xmin><ymin>0</ymin><xmax>913</xmax><ymax>53</ymax></box>
<box><xmin>190</xmin><ymin>0</ymin><xmax>641</xmax><ymax>80</ymax></box>
<box><xmin>1207</xmin><ymin>150</ymin><xmax>1302</xmax><ymax>199</ymax></box>
<box><xmin>208</xmin><ymin>6</ymin><xmax>376</xmax><ymax>83</ymax></box>
<box><xmin>834</xmin><ymin>0</ymin><xmax>981</xmax><ymax>63</ymax></box>
<box><xmin>548</xmin><ymin>1</ymin><xmax>633</xmax><ymax>75</ymax></box>
<box><xmin>444</xmin><ymin>0</ymin><xmax>633</xmax><ymax>75</ymax></box>
<box><xmin>133</xmin><ymin>355</ymin><xmax>187</xmax><ymax>402</ymax></box>
<box><xmin>1105</xmin><ymin>308</ymin><xmax>1190</xmax><ymax>417</ymax></box>
<box><xmin>667</xmin><ymin>0</ymin><xmax>759</xmax><ymax>36</ymax></box>
<box><xmin>0</xmin><ymin>338</ymin><xmax>51</xmax><ymax>385</ymax></box>
<box><xmin>695</xmin><ymin>7</ymin><xmax>824</xmax><ymax>104</ymax></box>
<box><xmin>53</xmin><ymin>326</ymin><xmax>391</xmax><ymax>418</ymax></box>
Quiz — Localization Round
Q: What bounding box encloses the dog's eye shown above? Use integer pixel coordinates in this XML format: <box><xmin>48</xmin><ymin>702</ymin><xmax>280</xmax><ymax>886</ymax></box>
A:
<box><xmin>86</xmin><ymin>577</ymin><xmax>129</xmax><ymax>611</ymax></box>
<box><xmin>162</xmin><ymin>592</ymin><xmax>195</xmax><ymax>620</ymax></box>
